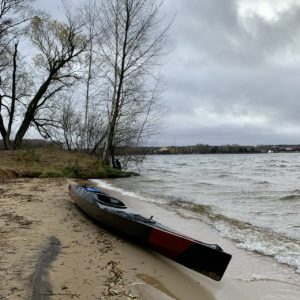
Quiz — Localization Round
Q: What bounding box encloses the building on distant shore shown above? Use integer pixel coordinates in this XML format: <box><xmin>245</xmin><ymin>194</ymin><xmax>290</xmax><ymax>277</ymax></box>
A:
<box><xmin>157</xmin><ymin>147</ymin><xmax>169</xmax><ymax>154</ymax></box>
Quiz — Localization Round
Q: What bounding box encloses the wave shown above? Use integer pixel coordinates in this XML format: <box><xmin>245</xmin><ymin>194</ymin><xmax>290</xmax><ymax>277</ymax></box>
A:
<box><xmin>268</xmin><ymin>160</ymin><xmax>289</xmax><ymax>164</ymax></box>
<box><xmin>91</xmin><ymin>179</ymin><xmax>146</xmax><ymax>200</ymax></box>
<box><xmin>139</xmin><ymin>179</ymin><xmax>164</xmax><ymax>184</ymax></box>
<box><xmin>168</xmin><ymin>201</ymin><xmax>300</xmax><ymax>273</ymax></box>
<box><xmin>91</xmin><ymin>179</ymin><xmax>168</xmax><ymax>205</ymax></box>
<box><xmin>236</xmin><ymin>274</ymin><xmax>300</xmax><ymax>287</ymax></box>
<box><xmin>147</xmin><ymin>168</ymin><xmax>177</xmax><ymax>174</ymax></box>
<box><xmin>216</xmin><ymin>221</ymin><xmax>300</xmax><ymax>273</ymax></box>
<box><xmin>279</xmin><ymin>195</ymin><xmax>300</xmax><ymax>201</ymax></box>
<box><xmin>217</xmin><ymin>173</ymin><xmax>231</xmax><ymax>178</ymax></box>
<box><xmin>190</xmin><ymin>181</ymin><xmax>216</xmax><ymax>187</ymax></box>
<box><xmin>255</xmin><ymin>180</ymin><xmax>271</xmax><ymax>185</ymax></box>
<box><xmin>169</xmin><ymin>200</ymin><xmax>213</xmax><ymax>216</ymax></box>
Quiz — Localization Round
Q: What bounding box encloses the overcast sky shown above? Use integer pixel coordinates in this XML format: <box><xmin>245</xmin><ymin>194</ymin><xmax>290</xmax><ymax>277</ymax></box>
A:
<box><xmin>35</xmin><ymin>0</ymin><xmax>300</xmax><ymax>146</ymax></box>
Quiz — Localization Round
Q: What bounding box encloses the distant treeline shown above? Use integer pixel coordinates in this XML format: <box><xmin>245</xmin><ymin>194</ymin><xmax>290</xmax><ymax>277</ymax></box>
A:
<box><xmin>0</xmin><ymin>139</ymin><xmax>58</xmax><ymax>150</ymax></box>
<box><xmin>2</xmin><ymin>140</ymin><xmax>300</xmax><ymax>155</ymax></box>
<box><xmin>116</xmin><ymin>144</ymin><xmax>300</xmax><ymax>155</ymax></box>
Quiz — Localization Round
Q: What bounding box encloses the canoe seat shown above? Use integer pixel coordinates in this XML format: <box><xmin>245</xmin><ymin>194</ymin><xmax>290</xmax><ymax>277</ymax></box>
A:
<box><xmin>95</xmin><ymin>193</ymin><xmax>127</xmax><ymax>208</ymax></box>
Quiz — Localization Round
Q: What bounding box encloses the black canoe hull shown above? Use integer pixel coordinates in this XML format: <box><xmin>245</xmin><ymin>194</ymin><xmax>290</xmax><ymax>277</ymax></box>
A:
<box><xmin>69</xmin><ymin>184</ymin><xmax>232</xmax><ymax>281</ymax></box>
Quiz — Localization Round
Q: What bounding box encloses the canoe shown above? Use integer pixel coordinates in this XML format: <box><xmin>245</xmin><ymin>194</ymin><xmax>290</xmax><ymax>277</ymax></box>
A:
<box><xmin>68</xmin><ymin>184</ymin><xmax>232</xmax><ymax>281</ymax></box>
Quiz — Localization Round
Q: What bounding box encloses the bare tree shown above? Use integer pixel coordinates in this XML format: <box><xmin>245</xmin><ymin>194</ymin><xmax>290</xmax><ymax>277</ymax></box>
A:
<box><xmin>55</xmin><ymin>96</ymin><xmax>107</xmax><ymax>152</ymax></box>
<box><xmin>79</xmin><ymin>0</ymin><xmax>99</xmax><ymax>149</ymax></box>
<box><xmin>96</xmin><ymin>0</ymin><xmax>171</xmax><ymax>166</ymax></box>
<box><xmin>0</xmin><ymin>6</ymin><xmax>89</xmax><ymax>149</ymax></box>
<box><xmin>0</xmin><ymin>0</ymin><xmax>33</xmax><ymax>149</ymax></box>
<box><xmin>60</xmin><ymin>96</ymin><xmax>81</xmax><ymax>150</ymax></box>
<box><xmin>13</xmin><ymin>13</ymin><xmax>89</xmax><ymax>149</ymax></box>
<box><xmin>0</xmin><ymin>0</ymin><xmax>30</xmax><ymax>57</ymax></box>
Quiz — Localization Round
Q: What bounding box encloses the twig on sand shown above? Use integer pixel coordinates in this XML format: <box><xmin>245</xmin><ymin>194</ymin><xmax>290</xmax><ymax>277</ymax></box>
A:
<box><xmin>102</xmin><ymin>260</ymin><xmax>137</xmax><ymax>299</ymax></box>
<box><xmin>40</xmin><ymin>292</ymin><xmax>80</xmax><ymax>298</ymax></box>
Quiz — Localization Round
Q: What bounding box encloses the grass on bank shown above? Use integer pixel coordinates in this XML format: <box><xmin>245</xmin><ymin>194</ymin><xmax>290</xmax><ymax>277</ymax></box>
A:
<box><xmin>0</xmin><ymin>147</ymin><xmax>127</xmax><ymax>179</ymax></box>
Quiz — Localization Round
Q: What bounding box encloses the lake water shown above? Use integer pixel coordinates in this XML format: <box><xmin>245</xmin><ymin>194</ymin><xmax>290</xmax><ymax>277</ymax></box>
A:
<box><xmin>94</xmin><ymin>153</ymin><xmax>300</xmax><ymax>275</ymax></box>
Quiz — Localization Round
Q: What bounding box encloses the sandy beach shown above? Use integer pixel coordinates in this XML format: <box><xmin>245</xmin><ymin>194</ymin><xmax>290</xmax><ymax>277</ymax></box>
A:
<box><xmin>0</xmin><ymin>178</ymin><xmax>214</xmax><ymax>299</ymax></box>
<box><xmin>1</xmin><ymin>177</ymin><xmax>300</xmax><ymax>299</ymax></box>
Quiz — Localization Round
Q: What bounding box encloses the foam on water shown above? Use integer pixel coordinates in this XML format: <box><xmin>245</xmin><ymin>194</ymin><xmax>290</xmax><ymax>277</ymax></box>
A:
<box><xmin>168</xmin><ymin>200</ymin><xmax>300</xmax><ymax>272</ymax></box>
<box><xmin>91</xmin><ymin>179</ymin><xmax>165</xmax><ymax>204</ymax></box>
<box><xmin>214</xmin><ymin>221</ymin><xmax>300</xmax><ymax>273</ymax></box>
<box><xmin>91</xmin><ymin>179</ymin><xmax>142</xmax><ymax>199</ymax></box>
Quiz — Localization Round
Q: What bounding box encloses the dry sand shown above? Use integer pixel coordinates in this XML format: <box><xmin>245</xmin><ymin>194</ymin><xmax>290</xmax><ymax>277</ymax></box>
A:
<box><xmin>1</xmin><ymin>178</ymin><xmax>135</xmax><ymax>299</ymax></box>
<box><xmin>1</xmin><ymin>178</ymin><xmax>300</xmax><ymax>300</ymax></box>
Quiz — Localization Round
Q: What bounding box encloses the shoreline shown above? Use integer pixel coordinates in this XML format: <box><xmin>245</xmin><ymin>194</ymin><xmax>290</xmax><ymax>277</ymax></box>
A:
<box><xmin>97</xmin><ymin>178</ymin><xmax>300</xmax><ymax>300</ymax></box>
<box><xmin>1</xmin><ymin>177</ymin><xmax>300</xmax><ymax>299</ymax></box>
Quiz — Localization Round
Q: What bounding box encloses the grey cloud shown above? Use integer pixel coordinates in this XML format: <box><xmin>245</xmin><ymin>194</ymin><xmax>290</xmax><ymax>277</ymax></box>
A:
<box><xmin>154</xmin><ymin>124</ymin><xmax>300</xmax><ymax>146</ymax></box>
<box><xmin>155</xmin><ymin>0</ymin><xmax>300</xmax><ymax>145</ymax></box>
<box><xmin>166</xmin><ymin>0</ymin><xmax>300</xmax><ymax>65</ymax></box>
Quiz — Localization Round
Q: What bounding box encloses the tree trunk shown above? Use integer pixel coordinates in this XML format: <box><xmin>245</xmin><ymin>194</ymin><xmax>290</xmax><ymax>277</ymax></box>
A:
<box><xmin>0</xmin><ymin>114</ymin><xmax>9</xmax><ymax>150</ymax></box>
<box><xmin>13</xmin><ymin>76</ymin><xmax>52</xmax><ymax>149</ymax></box>
<box><xmin>102</xmin><ymin>123</ymin><xmax>115</xmax><ymax>165</ymax></box>
<box><xmin>102</xmin><ymin>1</ymin><xmax>130</xmax><ymax>165</ymax></box>
<box><xmin>5</xmin><ymin>42</ymin><xmax>18</xmax><ymax>149</ymax></box>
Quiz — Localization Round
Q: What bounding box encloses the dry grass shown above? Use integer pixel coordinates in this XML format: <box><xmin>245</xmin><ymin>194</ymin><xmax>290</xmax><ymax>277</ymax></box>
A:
<box><xmin>0</xmin><ymin>148</ymin><xmax>125</xmax><ymax>179</ymax></box>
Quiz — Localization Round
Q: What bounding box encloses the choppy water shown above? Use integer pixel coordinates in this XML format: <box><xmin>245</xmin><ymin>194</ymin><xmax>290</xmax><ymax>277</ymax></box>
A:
<box><xmin>94</xmin><ymin>153</ymin><xmax>300</xmax><ymax>274</ymax></box>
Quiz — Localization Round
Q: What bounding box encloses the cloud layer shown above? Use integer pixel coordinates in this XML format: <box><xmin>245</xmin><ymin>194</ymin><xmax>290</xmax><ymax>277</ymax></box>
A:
<box><xmin>156</xmin><ymin>0</ymin><xmax>300</xmax><ymax>145</ymax></box>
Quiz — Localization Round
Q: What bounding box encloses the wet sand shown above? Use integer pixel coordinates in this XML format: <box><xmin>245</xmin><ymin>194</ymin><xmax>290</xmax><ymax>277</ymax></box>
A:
<box><xmin>1</xmin><ymin>178</ymin><xmax>300</xmax><ymax>299</ymax></box>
